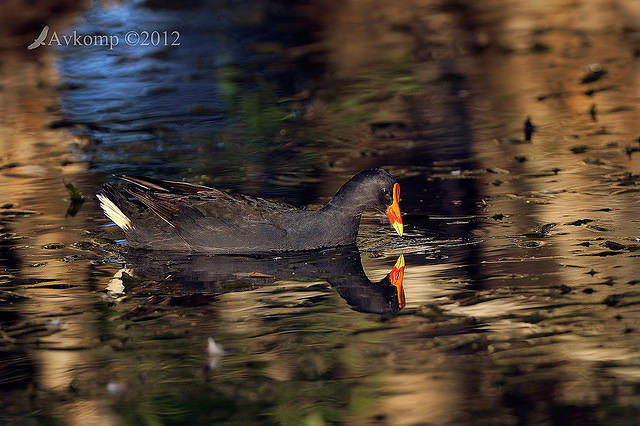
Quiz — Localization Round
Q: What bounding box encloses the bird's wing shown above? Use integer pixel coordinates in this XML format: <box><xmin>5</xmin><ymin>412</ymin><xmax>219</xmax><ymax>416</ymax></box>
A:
<box><xmin>121</xmin><ymin>179</ymin><xmax>295</xmax><ymax>235</ymax></box>
<box><xmin>117</xmin><ymin>174</ymin><xmax>224</xmax><ymax>195</ymax></box>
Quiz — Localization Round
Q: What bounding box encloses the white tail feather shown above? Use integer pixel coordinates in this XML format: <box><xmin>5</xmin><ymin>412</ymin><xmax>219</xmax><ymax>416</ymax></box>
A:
<box><xmin>97</xmin><ymin>194</ymin><xmax>132</xmax><ymax>231</ymax></box>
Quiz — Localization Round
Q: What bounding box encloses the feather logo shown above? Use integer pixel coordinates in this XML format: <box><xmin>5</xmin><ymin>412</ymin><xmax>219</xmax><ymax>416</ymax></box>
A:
<box><xmin>27</xmin><ymin>25</ymin><xmax>49</xmax><ymax>50</ymax></box>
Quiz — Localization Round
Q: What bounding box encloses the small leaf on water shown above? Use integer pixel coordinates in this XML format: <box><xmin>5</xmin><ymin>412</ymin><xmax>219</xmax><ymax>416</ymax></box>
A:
<box><xmin>63</xmin><ymin>179</ymin><xmax>85</xmax><ymax>217</ymax></box>
<box><xmin>63</xmin><ymin>179</ymin><xmax>84</xmax><ymax>202</ymax></box>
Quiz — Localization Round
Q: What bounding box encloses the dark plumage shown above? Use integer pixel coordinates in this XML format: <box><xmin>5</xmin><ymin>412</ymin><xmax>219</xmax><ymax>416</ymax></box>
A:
<box><xmin>97</xmin><ymin>169</ymin><xmax>402</xmax><ymax>253</ymax></box>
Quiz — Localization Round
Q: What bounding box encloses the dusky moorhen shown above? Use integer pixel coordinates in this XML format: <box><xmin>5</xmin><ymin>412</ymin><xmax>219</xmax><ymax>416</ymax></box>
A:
<box><xmin>97</xmin><ymin>168</ymin><xmax>402</xmax><ymax>253</ymax></box>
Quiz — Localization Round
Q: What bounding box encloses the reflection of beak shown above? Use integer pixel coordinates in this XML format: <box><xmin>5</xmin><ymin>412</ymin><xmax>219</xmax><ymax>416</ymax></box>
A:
<box><xmin>389</xmin><ymin>255</ymin><xmax>406</xmax><ymax>309</ymax></box>
<box><xmin>386</xmin><ymin>183</ymin><xmax>403</xmax><ymax>236</ymax></box>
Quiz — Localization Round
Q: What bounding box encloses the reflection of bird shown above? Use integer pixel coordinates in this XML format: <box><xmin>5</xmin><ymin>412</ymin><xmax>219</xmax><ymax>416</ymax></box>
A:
<box><xmin>122</xmin><ymin>246</ymin><xmax>406</xmax><ymax>314</ymax></box>
<box><xmin>98</xmin><ymin>169</ymin><xmax>403</xmax><ymax>253</ymax></box>
<box><xmin>27</xmin><ymin>25</ymin><xmax>49</xmax><ymax>50</ymax></box>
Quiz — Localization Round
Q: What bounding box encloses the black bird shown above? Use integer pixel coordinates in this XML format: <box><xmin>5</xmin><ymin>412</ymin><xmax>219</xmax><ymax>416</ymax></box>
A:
<box><xmin>97</xmin><ymin>169</ymin><xmax>403</xmax><ymax>253</ymax></box>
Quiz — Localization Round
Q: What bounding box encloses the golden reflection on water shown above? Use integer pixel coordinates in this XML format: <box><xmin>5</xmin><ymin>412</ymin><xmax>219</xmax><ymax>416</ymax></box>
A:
<box><xmin>0</xmin><ymin>12</ymin><xmax>120</xmax><ymax>426</ymax></box>
<box><xmin>315</xmin><ymin>0</ymin><xmax>639</xmax><ymax>423</ymax></box>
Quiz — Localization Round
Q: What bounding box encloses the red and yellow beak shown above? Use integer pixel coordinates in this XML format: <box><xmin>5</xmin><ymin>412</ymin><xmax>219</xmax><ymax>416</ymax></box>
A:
<box><xmin>386</xmin><ymin>183</ymin><xmax>403</xmax><ymax>236</ymax></box>
<box><xmin>389</xmin><ymin>254</ymin><xmax>406</xmax><ymax>309</ymax></box>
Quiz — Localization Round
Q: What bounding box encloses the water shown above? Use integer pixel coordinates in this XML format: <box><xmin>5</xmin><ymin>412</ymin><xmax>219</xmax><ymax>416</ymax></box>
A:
<box><xmin>1</xmin><ymin>0</ymin><xmax>640</xmax><ymax>424</ymax></box>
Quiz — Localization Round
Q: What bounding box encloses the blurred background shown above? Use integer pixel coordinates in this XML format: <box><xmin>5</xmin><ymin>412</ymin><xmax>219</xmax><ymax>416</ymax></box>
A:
<box><xmin>1</xmin><ymin>0</ymin><xmax>639</xmax><ymax>424</ymax></box>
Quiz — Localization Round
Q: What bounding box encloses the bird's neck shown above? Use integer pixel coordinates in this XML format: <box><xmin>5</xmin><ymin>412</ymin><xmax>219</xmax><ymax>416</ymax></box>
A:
<box><xmin>314</xmin><ymin>205</ymin><xmax>361</xmax><ymax>246</ymax></box>
<box><xmin>316</xmin><ymin>185</ymin><xmax>367</xmax><ymax>245</ymax></box>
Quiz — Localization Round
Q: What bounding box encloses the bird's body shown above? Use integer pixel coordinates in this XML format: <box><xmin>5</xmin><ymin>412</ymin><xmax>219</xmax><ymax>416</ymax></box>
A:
<box><xmin>97</xmin><ymin>169</ymin><xmax>402</xmax><ymax>253</ymax></box>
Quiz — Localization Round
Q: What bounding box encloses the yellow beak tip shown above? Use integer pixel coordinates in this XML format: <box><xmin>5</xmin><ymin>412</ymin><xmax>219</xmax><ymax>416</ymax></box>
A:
<box><xmin>393</xmin><ymin>222</ymin><xmax>403</xmax><ymax>236</ymax></box>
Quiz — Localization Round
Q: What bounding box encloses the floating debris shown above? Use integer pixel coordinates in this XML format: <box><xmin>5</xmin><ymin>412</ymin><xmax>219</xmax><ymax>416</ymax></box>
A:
<box><xmin>570</xmin><ymin>145</ymin><xmax>589</xmax><ymax>154</ymax></box>
<box><xmin>207</xmin><ymin>337</ymin><xmax>224</xmax><ymax>369</ymax></box>
<box><xmin>584</xmin><ymin>158</ymin><xmax>604</xmax><ymax>165</ymax></box>
<box><xmin>107</xmin><ymin>382</ymin><xmax>127</xmax><ymax>396</ymax></box>
<box><xmin>106</xmin><ymin>268</ymin><xmax>132</xmax><ymax>296</ymax></box>
<box><xmin>580</xmin><ymin>63</ymin><xmax>607</xmax><ymax>84</ymax></box>
<box><xmin>537</xmin><ymin>223</ymin><xmax>557</xmax><ymax>235</ymax></box>
<box><xmin>566</xmin><ymin>219</ymin><xmax>593</xmax><ymax>226</ymax></box>
<box><xmin>523</xmin><ymin>223</ymin><xmax>557</xmax><ymax>237</ymax></box>
<box><xmin>46</xmin><ymin>318</ymin><xmax>63</xmax><ymax>329</ymax></box>
<box><xmin>602</xmin><ymin>294</ymin><xmax>622</xmax><ymax>307</ymax></box>
<box><xmin>586</xmin><ymin>224</ymin><xmax>608</xmax><ymax>232</ymax></box>
<box><xmin>524</xmin><ymin>117</ymin><xmax>535</xmax><ymax>141</ymax></box>
<box><xmin>63</xmin><ymin>179</ymin><xmax>85</xmax><ymax>217</ymax></box>
<box><xmin>486</xmin><ymin>167</ymin><xmax>510</xmax><ymax>174</ymax></box>
<box><xmin>602</xmin><ymin>241</ymin><xmax>626</xmax><ymax>251</ymax></box>
<box><xmin>63</xmin><ymin>179</ymin><xmax>84</xmax><ymax>202</ymax></box>
<box><xmin>42</xmin><ymin>243</ymin><xmax>65</xmax><ymax>250</ymax></box>
<box><xmin>529</xmin><ymin>41</ymin><xmax>551</xmax><ymax>53</ymax></box>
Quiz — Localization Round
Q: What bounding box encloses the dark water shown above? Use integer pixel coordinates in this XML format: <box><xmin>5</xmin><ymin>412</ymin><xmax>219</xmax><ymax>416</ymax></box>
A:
<box><xmin>1</xmin><ymin>0</ymin><xmax>640</xmax><ymax>424</ymax></box>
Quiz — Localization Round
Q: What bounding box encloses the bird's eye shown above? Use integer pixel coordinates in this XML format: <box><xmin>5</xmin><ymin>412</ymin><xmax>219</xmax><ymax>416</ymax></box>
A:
<box><xmin>381</xmin><ymin>187</ymin><xmax>392</xmax><ymax>204</ymax></box>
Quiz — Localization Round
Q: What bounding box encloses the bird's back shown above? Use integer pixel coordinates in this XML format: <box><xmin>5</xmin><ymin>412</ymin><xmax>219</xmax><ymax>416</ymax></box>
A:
<box><xmin>98</xmin><ymin>175</ymin><xmax>306</xmax><ymax>253</ymax></box>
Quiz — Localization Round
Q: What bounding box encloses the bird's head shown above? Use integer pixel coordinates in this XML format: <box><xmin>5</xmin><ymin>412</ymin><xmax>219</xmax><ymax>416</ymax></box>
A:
<box><xmin>332</xmin><ymin>169</ymin><xmax>403</xmax><ymax>236</ymax></box>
